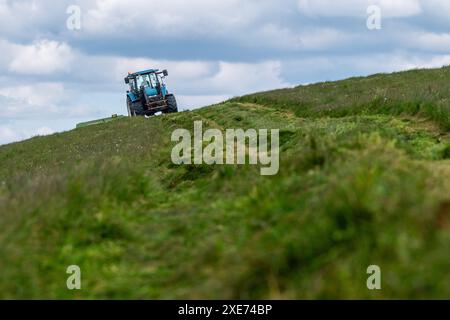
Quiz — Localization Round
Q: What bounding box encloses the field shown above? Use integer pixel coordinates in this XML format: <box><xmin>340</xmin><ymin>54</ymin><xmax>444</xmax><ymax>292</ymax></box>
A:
<box><xmin>0</xmin><ymin>67</ymin><xmax>449</xmax><ymax>299</ymax></box>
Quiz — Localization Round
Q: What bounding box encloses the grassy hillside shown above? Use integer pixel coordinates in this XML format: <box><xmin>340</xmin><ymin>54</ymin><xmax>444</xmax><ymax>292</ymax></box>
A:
<box><xmin>0</xmin><ymin>67</ymin><xmax>449</xmax><ymax>299</ymax></box>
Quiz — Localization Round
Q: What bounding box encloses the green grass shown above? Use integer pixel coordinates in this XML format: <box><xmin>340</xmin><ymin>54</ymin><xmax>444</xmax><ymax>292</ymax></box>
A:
<box><xmin>232</xmin><ymin>67</ymin><xmax>450</xmax><ymax>131</ymax></box>
<box><xmin>0</xmin><ymin>66</ymin><xmax>449</xmax><ymax>299</ymax></box>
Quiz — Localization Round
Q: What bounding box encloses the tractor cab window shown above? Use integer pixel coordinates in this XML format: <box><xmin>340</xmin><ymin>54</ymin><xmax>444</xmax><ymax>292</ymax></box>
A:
<box><xmin>136</xmin><ymin>75</ymin><xmax>150</xmax><ymax>89</ymax></box>
<box><xmin>149</xmin><ymin>73</ymin><xmax>158</xmax><ymax>88</ymax></box>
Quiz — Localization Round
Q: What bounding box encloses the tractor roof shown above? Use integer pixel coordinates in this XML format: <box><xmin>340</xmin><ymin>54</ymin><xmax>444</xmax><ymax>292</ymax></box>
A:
<box><xmin>129</xmin><ymin>69</ymin><xmax>159</xmax><ymax>77</ymax></box>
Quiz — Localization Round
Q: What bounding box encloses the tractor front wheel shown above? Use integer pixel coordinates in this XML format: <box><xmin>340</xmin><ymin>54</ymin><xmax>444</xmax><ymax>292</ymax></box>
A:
<box><xmin>166</xmin><ymin>94</ymin><xmax>178</xmax><ymax>113</ymax></box>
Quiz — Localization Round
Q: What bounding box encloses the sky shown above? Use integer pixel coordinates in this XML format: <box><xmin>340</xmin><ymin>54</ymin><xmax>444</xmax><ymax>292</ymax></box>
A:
<box><xmin>1</xmin><ymin>0</ymin><xmax>450</xmax><ymax>145</ymax></box>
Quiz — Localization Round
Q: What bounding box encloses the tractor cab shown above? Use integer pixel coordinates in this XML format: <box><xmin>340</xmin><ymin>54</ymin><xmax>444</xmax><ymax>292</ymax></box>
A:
<box><xmin>124</xmin><ymin>69</ymin><xmax>177</xmax><ymax>116</ymax></box>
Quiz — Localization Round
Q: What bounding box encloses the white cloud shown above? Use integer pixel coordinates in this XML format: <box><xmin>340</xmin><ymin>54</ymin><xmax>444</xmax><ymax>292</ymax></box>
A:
<box><xmin>0</xmin><ymin>124</ymin><xmax>25</xmax><ymax>145</ymax></box>
<box><xmin>422</xmin><ymin>0</ymin><xmax>450</xmax><ymax>21</ymax></box>
<box><xmin>409</xmin><ymin>32</ymin><xmax>450</xmax><ymax>52</ymax></box>
<box><xmin>298</xmin><ymin>0</ymin><xmax>422</xmax><ymax>18</ymax></box>
<box><xmin>298</xmin><ymin>28</ymin><xmax>354</xmax><ymax>50</ymax></box>
<box><xmin>0</xmin><ymin>124</ymin><xmax>55</xmax><ymax>145</ymax></box>
<box><xmin>0</xmin><ymin>39</ymin><xmax>21</xmax><ymax>69</ymax></box>
<box><xmin>35</xmin><ymin>126</ymin><xmax>54</xmax><ymax>136</ymax></box>
<box><xmin>9</xmin><ymin>40</ymin><xmax>74</xmax><ymax>75</ymax></box>
<box><xmin>206</xmin><ymin>61</ymin><xmax>288</xmax><ymax>94</ymax></box>
<box><xmin>393</xmin><ymin>54</ymin><xmax>450</xmax><ymax>69</ymax></box>
<box><xmin>177</xmin><ymin>95</ymin><xmax>229</xmax><ymax>110</ymax></box>
<box><xmin>0</xmin><ymin>83</ymin><xmax>71</xmax><ymax>118</ymax></box>
<box><xmin>83</xmin><ymin>0</ymin><xmax>275</xmax><ymax>38</ymax></box>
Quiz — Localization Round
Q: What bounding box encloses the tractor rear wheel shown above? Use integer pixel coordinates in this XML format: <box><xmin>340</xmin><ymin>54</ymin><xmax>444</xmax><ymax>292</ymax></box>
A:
<box><xmin>133</xmin><ymin>103</ymin><xmax>144</xmax><ymax>116</ymax></box>
<box><xmin>166</xmin><ymin>94</ymin><xmax>178</xmax><ymax>113</ymax></box>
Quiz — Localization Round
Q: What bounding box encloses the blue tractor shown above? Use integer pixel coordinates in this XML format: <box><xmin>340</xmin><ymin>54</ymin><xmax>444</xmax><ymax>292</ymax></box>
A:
<box><xmin>124</xmin><ymin>69</ymin><xmax>178</xmax><ymax>116</ymax></box>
